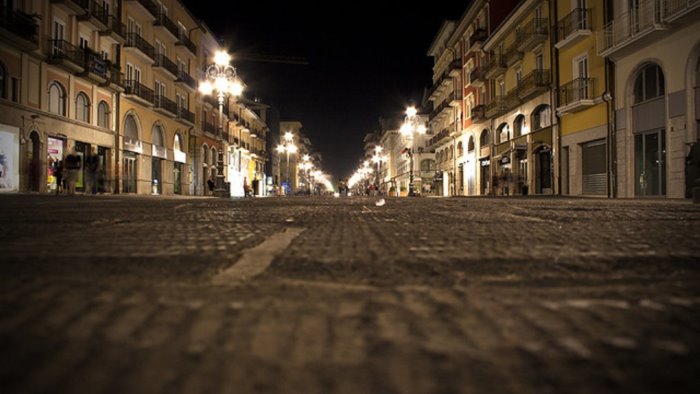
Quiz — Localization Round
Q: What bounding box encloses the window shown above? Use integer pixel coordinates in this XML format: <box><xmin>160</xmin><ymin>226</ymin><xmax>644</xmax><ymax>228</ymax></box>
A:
<box><xmin>420</xmin><ymin>159</ymin><xmax>436</xmax><ymax>172</ymax></box>
<box><xmin>75</xmin><ymin>92</ymin><xmax>90</xmax><ymax>122</ymax></box>
<box><xmin>514</xmin><ymin>115</ymin><xmax>525</xmax><ymax>137</ymax></box>
<box><xmin>466</xmin><ymin>94</ymin><xmax>474</xmax><ymax>120</ymax></box>
<box><xmin>457</xmin><ymin>141</ymin><xmax>464</xmax><ymax>157</ymax></box>
<box><xmin>497</xmin><ymin>123</ymin><xmax>509</xmax><ymax>143</ymax></box>
<box><xmin>11</xmin><ymin>77</ymin><xmax>19</xmax><ymax>102</ymax></box>
<box><xmin>0</xmin><ymin>62</ymin><xmax>6</xmax><ymax>99</ymax></box>
<box><xmin>515</xmin><ymin>67</ymin><xmax>522</xmax><ymax>85</ymax></box>
<box><xmin>174</xmin><ymin>133</ymin><xmax>183</xmax><ymax>151</ymax></box>
<box><xmin>634</xmin><ymin>63</ymin><xmax>665</xmax><ymax>104</ymax></box>
<box><xmin>97</xmin><ymin>101</ymin><xmax>110</xmax><ymax>128</ymax></box>
<box><xmin>480</xmin><ymin>129</ymin><xmax>490</xmax><ymax>146</ymax></box>
<box><xmin>124</xmin><ymin>114</ymin><xmax>139</xmax><ymax>143</ymax></box>
<box><xmin>535</xmin><ymin>51</ymin><xmax>544</xmax><ymax>71</ymax></box>
<box><xmin>532</xmin><ymin>105</ymin><xmax>552</xmax><ymax>130</ymax></box>
<box><xmin>48</xmin><ymin>82</ymin><xmax>66</xmax><ymax>115</ymax></box>
<box><xmin>79</xmin><ymin>36</ymin><xmax>89</xmax><ymax>49</ymax></box>
<box><xmin>468</xmin><ymin>137</ymin><xmax>475</xmax><ymax>152</ymax></box>
<box><xmin>152</xmin><ymin>124</ymin><xmax>165</xmax><ymax>147</ymax></box>
<box><xmin>210</xmin><ymin>147</ymin><xmax>216</xmax><ymax>166</ymax></box>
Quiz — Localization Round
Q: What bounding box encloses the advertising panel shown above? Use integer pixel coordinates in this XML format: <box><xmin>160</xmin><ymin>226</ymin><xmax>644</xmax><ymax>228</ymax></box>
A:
<box><xmin>0</xmin><ymin>127</ymin><xmax>19</xmax><ymax>192</ymax></box>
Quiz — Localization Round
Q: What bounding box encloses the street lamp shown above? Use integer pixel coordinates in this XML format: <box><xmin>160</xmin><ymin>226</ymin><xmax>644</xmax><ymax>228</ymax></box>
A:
<box><xmin>300</xmin><ymin>154</ymin><xmax>313</xmax><ymax>195</ymax></box>
<box><xmin>400</xmin><ymin>105</ymin><xmax>427</xmax><ymax>197</ymax></box>
<box><xmin>371</xmin><ymin>145</ymin><xmax>388</xmax><ymax>192</ymax></box>
<box><xmin>199</xmin><ymin>50</ymin><xmax>243</xmax><ymax>197</ymax></box>
<box><xmin>276</xmin><ymin>131</ymin><xmax>297</xmax><ymax>195</ymax></box>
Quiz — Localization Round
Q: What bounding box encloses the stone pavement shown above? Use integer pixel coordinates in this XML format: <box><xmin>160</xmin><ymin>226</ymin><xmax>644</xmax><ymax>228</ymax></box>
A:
<box><xmin>1</xmin><ymin>194</ymin><xmax>699</xmax><ymax>393</ymax></box>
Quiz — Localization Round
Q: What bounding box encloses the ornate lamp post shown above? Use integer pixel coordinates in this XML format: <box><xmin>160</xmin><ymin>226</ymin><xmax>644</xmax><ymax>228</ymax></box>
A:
<box><xmin>400</xmin><ymin>106</ymin><xmax>427</xmax><ymax>197</ymax></box>
<box><xmin>371</xmin><ymin>145</ymin><xmax>387</xmax><ymax>193</ymax></box>
<box><xmin>276</xmin><ymin>131</ymin><xmax>297</xmax><ymax>195</ymax></box>
<box><xmin>198</xmin><ymin>50</ymin><xmax>243</xmax><ymax>197</ymax></box>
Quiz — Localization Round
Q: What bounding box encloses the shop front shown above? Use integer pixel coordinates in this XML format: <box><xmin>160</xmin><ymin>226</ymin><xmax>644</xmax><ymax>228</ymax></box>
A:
<box><xmin>0</xmin><ymin>123</ymin><xmax>19</xmax><ymax>192</ymax></box>
<box><xmin>47</xmin><ymin>136</ymin><xmax>64</xmax><ymax>193</ymax></box>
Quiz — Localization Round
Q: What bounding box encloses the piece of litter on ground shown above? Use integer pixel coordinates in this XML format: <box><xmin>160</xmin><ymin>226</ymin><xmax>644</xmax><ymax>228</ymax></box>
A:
<box><xmin>285</xmin><ymin>218</ymin><xmax>295</xmax><ymax>223</ymax></box>
<box><xmin>375</xmin><ymin>199</ymin><xmax>385</xmax><ymax>206</ymax></box>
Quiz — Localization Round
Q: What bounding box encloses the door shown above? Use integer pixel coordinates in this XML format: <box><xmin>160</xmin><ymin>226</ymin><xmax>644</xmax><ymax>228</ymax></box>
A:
<box><xmin>535</xmin><ymin>149</ymin><xmax>552</xmax><ymax>194</ymax></box>
<box><xmin>174</xmin><ymin>163</ymin><xmax>181</xmax><ymax>194</ymax></box>
<box><xmin>122</xmin><ymin>153</ymin><xmax>137</xmax><ymax>193</ymax></box>
<box><xmin>582</xmin><ymin>140</ymin><xmax>607</xmax><ymax>195</ymax></box>
<box><xmin>151</xmin><ymin>157</ymin><xmax>162</xmax><ymax>194</ymax></box>
<box><xmin>635</xmin><ymin>129</ymin><xmax>666</xmax><ymax>196</ymax></box>
<box><xmin>480</xmin><ymin>163</ymin><xmax>489</xmax><ymax>195</ymax></box>
<box><xmin>28</xmin><ymin>132</ymin><xmax>40</xmax><ymax>192</ymax></box>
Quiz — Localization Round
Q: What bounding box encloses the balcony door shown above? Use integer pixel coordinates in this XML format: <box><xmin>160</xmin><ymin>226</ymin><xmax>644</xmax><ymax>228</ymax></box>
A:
<box><xmin>634</xmin><ymin>129</ymin><xmax>666</xmax><ymax>196</ymax></box>
<box><xmin>574</xmin><ymin>54</ymin><xmax>589</xmax><ymax>99</ymax></box>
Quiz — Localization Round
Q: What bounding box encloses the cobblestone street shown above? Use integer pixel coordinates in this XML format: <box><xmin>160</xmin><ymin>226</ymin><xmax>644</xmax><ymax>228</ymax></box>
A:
<box><xmin>1</xmin><ymin>194</ymin><xmax>700</xmax><ymax>394</ymax></box>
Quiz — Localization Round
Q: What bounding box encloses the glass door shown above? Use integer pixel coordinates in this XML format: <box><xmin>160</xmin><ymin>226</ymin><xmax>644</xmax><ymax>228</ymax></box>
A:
<box><xmin>122</xmin><ymin>153</ymin><xmax>137</xmax><ymax>193</ymax></box>
<box><xmin>635</xmin><ymin>129</ymin><xmax>666</xmax><ymax>196</ymax></box>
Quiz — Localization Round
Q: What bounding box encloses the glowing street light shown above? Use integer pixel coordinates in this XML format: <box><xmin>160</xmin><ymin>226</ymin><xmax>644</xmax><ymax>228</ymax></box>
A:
<box><xmin>401</xmin><ymin>105</ymin><xmax>427</xmax><ymax>196</ymax></box>
<box><xmin>277</xmin><ymin>132</ymin><xmax>297</xmax><ymax>195</ymax></box>
<box><xmin>198</xmin><ymin>50</ymin><xmax>243</xmax><ymax>197</ymax></box>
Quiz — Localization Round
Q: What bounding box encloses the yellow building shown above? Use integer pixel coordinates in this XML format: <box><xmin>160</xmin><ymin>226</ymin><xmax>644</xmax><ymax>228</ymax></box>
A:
<box><xmin>483</xmin><ymin>0</ymin><xmax>557</xmax><ymax>196</ymax></box>
<box><xmin>119</xmin><ymin>0</ymin><xmax>199</xmax><ymax>195</ymax></box>
<box><xmin>0</xmin><ymin>0</ymin><xmax>124</xmax><ymax>194</ymax></box>
<box><xmin>555</xmin><ymin>0</ymin><xmax>610</xmax><ymax>196</ymax></box>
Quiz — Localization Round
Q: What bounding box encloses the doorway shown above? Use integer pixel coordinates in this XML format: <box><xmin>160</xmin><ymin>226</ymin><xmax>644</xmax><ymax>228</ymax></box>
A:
<box><xmin>28</xmin><ymin>132</ymin><xmax>40</xmax><ymax>192</ymax></box>
<box><xmin>635</xmin><ymin>129</ymin><xmax>666</xmax><ymax>196</ymax></box>
<box><xmin>122</xmin><ymin>152</ymin><xmax>137</xmax><ymax>193</ymax></box>
<box><xmin>535</xmin><ymin>148</ymin><xmax>552</xmax><ymax>194</ymax></box>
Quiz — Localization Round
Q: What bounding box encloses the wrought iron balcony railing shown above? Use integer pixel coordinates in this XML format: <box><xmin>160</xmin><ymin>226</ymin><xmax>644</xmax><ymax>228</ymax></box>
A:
<box><xmin>558</xmin><ymin>77</ymin><xmax>595</xmax><ymax>107</ymax></box>
<box><xmin>47</xmin><ymin>39</ymin><xmax>85</xmax><ymax>67</ymax></box>
<box><xmin>124</xmin><ymin>79</ymin><xmax>154</xmax><ymax>103</ymax></box>
<box><xmin>125</xmin><ymin>32</ymin><xmax>155</xmax><ymax>60</ymax></box>
<box><xmin>557</xmin><ymin>8</ymin><xmax>592</xmax><ymax>42</ymax></box>
<box><xmin>0</xmin><ymin>9</ymin><xmax>39</xmax><ymax>45</ymax></box>
<box><xmin>154</xmin><ymin>53</ymin><xmax>178</xmax><ymax>76</ymax></box>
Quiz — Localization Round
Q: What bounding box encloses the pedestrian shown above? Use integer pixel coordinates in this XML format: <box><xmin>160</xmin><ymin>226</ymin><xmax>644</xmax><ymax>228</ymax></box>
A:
<box><xmin>85</xmin><ymin>150</ymin><xmax>99</xmax><ymax>194</ymax></box>
<box><xmin>207</xmin><ymin>176</ymin><xmax>215</xmax><ymax>195</ymax></box>
<box><xmin>64</xmin><ymin>151</ymin><xmax>81</xmax><ymax>195</ymax></box>
<box><xmin>53</xmin><ymin>160</ymin><xmax>63</xmax><ymax>195</ymax></box>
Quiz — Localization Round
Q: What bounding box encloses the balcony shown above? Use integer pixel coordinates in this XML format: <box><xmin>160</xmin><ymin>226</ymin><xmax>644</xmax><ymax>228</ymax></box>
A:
<box><xmin>555</xmin><ymin>8</ymin><xmax>592</xmax><ymax>49</ymax></box>
<box><xmin>50</xmin><ymin>0</ymin><xmax>89</xmax><ymax>15</ymax></box>
<box><xmin>176</xmin><ymin>107</ymin><xmax>195</xmax><ymax>126</ymax></box>
<box><xmin>0</xmin><ymin>9</ymin><xmax>39</xmax><ymax>50</ymax></box>
<box><xmin>471</xmin><ymin>104</ymin><xmax>486</xmax><ymax>123</ymax></box>
<box><xmin>469</xmin><ymin>67</ymin><xmax>485</xmax><ymax>87</ymax></box>
<box><xmin>483</xmin><ymin>53</ymin><xmax>506</xmax><ymax>79</ymax></box>
<box><xmin>176</xmin><ymin>31</ymin><xmax>197</xmax><ymax>56</ymax></box>
<box><xmin>557</xmin><ymin>77</ymin><xmax>596</xmax><ymax>115</ymax></box>
<box><xmin>175</xmin><ymin>70</ymin><xmax>197</xmax><ymax>92</ymax></box>
<box><xmin>153</xmin><ymin>54</ymin><xmax>178</xmax><ymax>79</ymax></box>
<box><xmin>485</xmin><ymin>95</ymin><xmax>506</xmax><ymax>118</ymax></box>
<box><xmin>202</xmin><ymin>120</ymin><xmax>216</xmax><ymax>135</ymax></box>
<box><xmin>98</xmin><ymin>15</ymin><xmax>126</xmax><ymax>44</ymax></box>
<box><xmin>154</xmin><ymin>11</ymin><xmax>179</xmax><ymax>40</ymax></box>
<box><xmin>101</xmin><ymin>62</ymin><xmax>125</xmax><ymax>92</ymax></box>
<box><xmin>449</xmin><ymin>90</ymin><xmax>463</xmax><ymax>107</ymax></box>
<box><xmin>123</xmin><ymin>80</ymin><xmax>154</xmax><ymax>106</ymax></box>
<box><xmin>46</xmin><ymin>39</ymin><xmax>85</xmax><ymax>73</ymax></box>
<box><xmin>429</xmin><ymin>98</ymin><xmax>452</xmax><ymax>121</ymax></box>
<box><xmin>598</xmin><ymin>0</ymin><xmax>700</xmax><ymax>58</ymax></box>
<box><xmin>426</xmin><ymin>128</ymin><xmax>451</xmax><ymax>148</ymax></box>
<box><xmin>77</xmin><ymin>1</ymin><xmax>109</xmax><ymax>30</ymax></box>
<box><xmin>154</xmin><ymin>95</ymin><xmax>177</xmax><ymax>116</ymax></box>
<box><xmin>448</xmin><ymin>58</ymin><xmax>462</xmax><ymax>78</ymax></box>
<box><xmin>80</xmin><ymin>50</ymin><xmax>108</xmax><ymax>84</ymax></box>
<box><xmin>504</xmin><ymin>43</ymin><xmax>523</xmax><ymax>66</ymax></box>
<box><xmin>469</xmin><ymin>28</ymin><xmax>488</xmax><ymax>50</ymax></box>
<box><xmin>124</xmin><ymin>32</ymin><xmax>155</xmax><ymax>63</ymax></box>
<box><xmin>124</xmin><ymin>0</ymin><xmax>158</xmax><ymax>21</ymax></box>
<box><xmin>516</xmin><ymin>69</ymin><xmax>551</xmax><ymax>101</ymax></box>
<box><xmin>517</xmin><ymin>18</ymin><xmax>549</xmax><ymax>52</ymax></box>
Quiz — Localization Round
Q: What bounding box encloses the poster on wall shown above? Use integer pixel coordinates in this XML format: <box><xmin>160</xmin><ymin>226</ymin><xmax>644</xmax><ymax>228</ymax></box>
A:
<box><xmin>47</xmin><ymin>137</ymin><xmax>64</xmax><ymax>191</ymax></box>
<box><xmin>0</xmin><ymin>128</ymin><xmax>19</xmax><ymax>192</ymax></box>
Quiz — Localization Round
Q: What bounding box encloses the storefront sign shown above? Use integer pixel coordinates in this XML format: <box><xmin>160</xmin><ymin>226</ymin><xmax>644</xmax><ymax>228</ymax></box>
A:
<box><xmin>174</xmin><ymin>149</ymin><xmax>186</xmax><ymax>163</ymax></box>
<box><xmin>124</xmin><ymin>138</ymin><xmax>142</xmax><ymax>154</ymax></box>
<box><xmin>480</xmin><ymin>159</ymin><xmax>490</xmax><ymax>167</ymax></box>
<box><xmin>152</xmin><ymin>145</ymin><xmax>167</xmax><ymax>159</ymax></box>
<box><xmin>0</xmin><ymin>127</ymin><xmax>19</xmax><ymax>192</ymax></box>
<box><xmin>500</xmin><ymin>156</ymin><xmax>511</xmax><ymax>165</ymax></box>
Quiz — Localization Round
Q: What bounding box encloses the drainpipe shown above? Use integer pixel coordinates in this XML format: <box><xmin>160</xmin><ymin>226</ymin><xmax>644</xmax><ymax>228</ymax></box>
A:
<box><xmin>113</xmin><ymin>42</ymin><xmax>121</xmax><ymax>194</ymax></box>
<box><xmin>550</xmin><ymin>0</ymin><xmax>562</xmax><ymax>195</ymax></box>
<box><xmin>604</xmin><ymin>0</ymin><xmax>617</xmax><ymax>198</ymax></box>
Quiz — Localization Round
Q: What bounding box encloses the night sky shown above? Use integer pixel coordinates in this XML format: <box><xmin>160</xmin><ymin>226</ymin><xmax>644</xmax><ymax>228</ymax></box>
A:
<box><xmin>181</xmin><ymin>1</ymin><xmax>469</xmax><ymax>179</ymax></box>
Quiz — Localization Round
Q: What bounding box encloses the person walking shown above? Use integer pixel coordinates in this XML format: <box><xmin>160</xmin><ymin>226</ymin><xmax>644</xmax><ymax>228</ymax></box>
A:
<box><xmin>64</xmin><ymin>151</ymin><xmax>81</xmax><ymax>195</ymax></box>
<box><xmin>53</xmin><ymin>160</ymin><xmax>63</xmax><ymax>195</ymax></box>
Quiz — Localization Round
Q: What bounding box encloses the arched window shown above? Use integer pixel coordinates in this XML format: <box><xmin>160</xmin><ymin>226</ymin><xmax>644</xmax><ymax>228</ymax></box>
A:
<box><xmin>448</xmin><ymin>147</ymin><xmax>454</xmax><ymax>160</ymax></box>
<box><xmin>97</xmin><ymin>101</ymin><xmax>110</xmax><ymax>128</ymax></box>
<box><xmin>0</xmin><ymin>62</ymin><xmax>6</xmax><ymax>99</ymax></box>
<box><xmin>457</xmin><ymin>141</ymin><xmax>464</xmax><ymax>157</ymax></box>
<box><xmin>75</xmin><ymin>92</ymin><xmax>90</xmax><ymax>122</ymax></box>
<box><xmin>48</xmin><ymin>82</ymin><xmax>66</xmax><ymax>115</ymax></box>
<box><xmin>210</xmin><ymin>147</ymin><xmax>217</xmax><ymax>166</ymax></box>
<box><xmin>174</xmin><ymin>133</ymin><xmax>183</xmax><ymax>151</ymax></box>
<box><xmin>532</xmin><ymin>105</ymin><xmax>552</xmax><ymax>131</ymax></box>
<box><xmin>480</xmin><ymin>129</ymin><xmax>490</xmax><ymax>146</ymax></box>
<box><xmin>468</xmin><ymin>136</ymin><xmax>475</xmax><ymax>152</ymax></box>
<box><xmin>152</xmin><ymin>124</ymin><xmax>165</xmax><ymax>148</ymax></box>
<box><xmin>420</xmin><ymin>159</ymin><xmax>436</xmax><ymax>172</ymax></box>
<box><xmin>202</xmin><ymin>145</ymin><xmax>209</xmax><ymax>165</ymax></box>
<box><xmin>513</xmin><ymin>115</ymin><xmax>525</xmax><ymax>137</ymax></box>
<box><xmin>497</xmin><ymin>123</ymin><xmax>509</xmax><ymax>143</ymax></box>
<box><xmin>633</xmin><ymin>63</ymin><xmax>665</xmax><ymax>104</ymax></box>
<box><xmin>123</xmin><ymin>114</ymin><xmax>139</xmax><ymax>144</ymax></box>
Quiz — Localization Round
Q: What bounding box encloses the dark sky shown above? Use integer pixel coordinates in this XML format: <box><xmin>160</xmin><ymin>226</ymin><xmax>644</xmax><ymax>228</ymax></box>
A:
<box><xmin>181</xmin><ymin>1</ymin><xmax>468</xmax><ymax>179</ymax></box>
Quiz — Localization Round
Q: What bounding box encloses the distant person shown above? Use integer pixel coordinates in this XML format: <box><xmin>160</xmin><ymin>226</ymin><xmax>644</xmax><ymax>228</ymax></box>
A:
<box><xmin>64</xmin><ymin>151</ymin><xmax>81</xmax><ymax>195</ymax></box>
<box><xmin>207</xmin><ymin>176</ymin><xmax>215</xmax><ymax>195</ymax></box>
<box><xmin>53</xmin><ymin>160</ymin><xmax>63</xmax><ymax>195</ymax></box>
<box><xmin>85</xmin><ymin>150</ymin><xmax>99</xmax><ymax>194</ymax></box>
